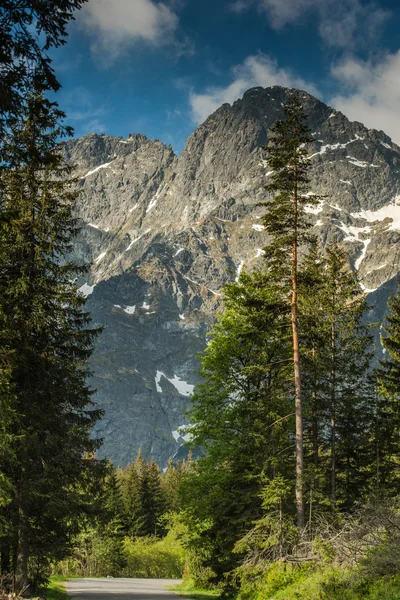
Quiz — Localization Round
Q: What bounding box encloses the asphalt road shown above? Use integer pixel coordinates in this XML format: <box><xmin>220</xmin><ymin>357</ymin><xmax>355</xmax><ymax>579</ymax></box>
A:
<box><xmin>67</xmin><ymin>578</ymin><xmax>183</xmax><ymax>600</ymax></box>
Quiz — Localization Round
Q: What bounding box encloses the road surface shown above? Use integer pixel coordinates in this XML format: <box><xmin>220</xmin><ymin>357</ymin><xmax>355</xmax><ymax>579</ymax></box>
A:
<box><xmin>67</xmin><ymin>578</ymin><xmax>183</xmax><ymax>600</ymax></box>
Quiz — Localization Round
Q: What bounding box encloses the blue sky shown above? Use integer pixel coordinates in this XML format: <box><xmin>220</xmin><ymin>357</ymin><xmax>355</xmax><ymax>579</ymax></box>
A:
<box><xmin>52</xmin><ymin>0</ymin><xmax>400</xmax><ymax>153</ymax></box>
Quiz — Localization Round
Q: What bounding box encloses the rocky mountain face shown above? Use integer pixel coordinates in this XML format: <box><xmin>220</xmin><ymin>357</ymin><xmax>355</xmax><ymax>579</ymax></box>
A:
<box><xmin>64</xmin><ymin>86</ymin><xmax>400</xmax><ymax>468</ymax></box>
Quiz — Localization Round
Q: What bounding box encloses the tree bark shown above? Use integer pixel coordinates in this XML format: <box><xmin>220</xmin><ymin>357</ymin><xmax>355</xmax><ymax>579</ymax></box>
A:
<box><xmin>293</xmin><ymin>164</ymin><xmax>305</xmax><ymax>529</ymax></box>
<box><xmin>312</xmin><ymin>348</ymin><xmax>319</xmax><ymax>468</ymax></box>
<box><xmin>330</xmin><ymin>314</ymin><xmax>336</xmax><ymax>507</ymax></box>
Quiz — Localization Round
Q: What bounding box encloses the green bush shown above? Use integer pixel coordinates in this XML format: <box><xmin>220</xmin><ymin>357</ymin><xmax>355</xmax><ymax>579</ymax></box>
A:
<box><xmin>55</xmin><ymin>528</ymin><xmax>125</xmax><ymax>577</ymax></box>
<box><xmin>236</xmin><ymin>561</ymin><xmax>400</xmax><ymax>600</ymax></box>
<box><xmin>122</xmin><ymin>531</ymin><xmax>186</xmax><ymax>578</ymax></box>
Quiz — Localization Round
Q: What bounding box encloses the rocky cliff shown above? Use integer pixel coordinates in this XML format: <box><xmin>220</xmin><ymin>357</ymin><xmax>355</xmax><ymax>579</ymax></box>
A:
<box><xmin>65</xmin><ymin>86</ymin><xmax>400</xmax><ymax>467</ymax></box>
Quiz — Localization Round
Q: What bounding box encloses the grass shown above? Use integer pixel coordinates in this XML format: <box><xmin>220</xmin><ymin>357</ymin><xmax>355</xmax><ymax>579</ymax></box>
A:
<box><xmin>39</xmin><ymin>575</ymin><xmax>71</xmax><ymax>600</ymax></box>
<box><xmin>168</xmin><ymin>579</ymin><xmax>225</xmax><ymax>600</ymax></box>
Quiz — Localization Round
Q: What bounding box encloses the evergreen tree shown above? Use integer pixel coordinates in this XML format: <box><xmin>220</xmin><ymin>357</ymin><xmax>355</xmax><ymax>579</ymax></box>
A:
<box><xmin>140</xmin><ymin>460</ymin><xmax>166</xmax><ymax>537</ymax></box>
<box><xmin>260</xmin><ymin>95</ymin><xmax>317</xmax><ymax>528</ymax></box>
<box><xmin>181</xmin><ymin>269</ymin><xmax>294</xmax><ymax>585</ymax></box>
<box><xmin>300</xmin><ymin>244</ymin><xmax>374</xmax><ymax>510</ymax></box>
<box><xmin>161</xmin><ymin>457</ymin><xmax>193</xmax><ymax>513</ymax></box>
<box><xmin>320</xmin><ymin>246</ymin><xmax>373</xmax><ymax>508</ymax></box>
<box><xmin>376</xmin><ymin>283</ymin><xmax>400</xmax><ymax>493</ymax></box>
<box><xmin>118</xmin><ymin>454</ymin><xmax>143</xmax><ymax>538</ymax></box>
<box><xmin>0</xmin><ymin>92</ymin><xmax>103</xmax><ymax>592</ymax></box>
<box><xmin>119</xmin><ymin>453</ymin><xmax>166</xmax><ymax>538</ymax></box>
<box><xmin>0</xmin><ymin>0</ymin><xmax>90</xmax><ymax>544</ymax></box>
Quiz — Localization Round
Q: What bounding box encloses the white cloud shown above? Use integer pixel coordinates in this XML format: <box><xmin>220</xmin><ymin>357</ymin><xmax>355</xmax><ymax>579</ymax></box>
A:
<box><xmin>189</xmin><ymin>54</ymin><xmax>319</xmax><ymax>124</ymax></box>
<box><xmin>236</xmin><ymin>0</ymin><xmax>389</xmax><ymax>49</ymax></box>
<box><xmin>80</xmin><ymin>0</ymin><xmax>179</xmax><ymax>63</ymax></box>
<box><xmin>330</xmin><ymin>51</ymin><xmax>400</xmax><ymax>145</ymax></box>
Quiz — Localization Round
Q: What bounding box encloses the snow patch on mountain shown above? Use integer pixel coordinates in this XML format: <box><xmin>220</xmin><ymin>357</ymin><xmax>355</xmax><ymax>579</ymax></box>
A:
<box><xmin>309</xmin><ymin>136</ymin><xmax>365</xmax><ymax>159</ymax></box>
<box><xmin>155</xmin><ymin>371</ymin><xmax>195</xmax><ymax>397</ymax></box>
<box><xmin>304</xmin><ymin>200</ymin><xmax>324</xmax><ymax>214</ymax></box>
<box><xmin>355</xmin><ymin>239</ymin><xmax>372</xmax><ymax>270</ymax></box>
<box><xmin>338</xmin><ymin>223</ymin><xmax>371</xmax><ymax>241</ymax></box>
<box><xmin>352</xmin><ymin>199</ymin><xmax>400</xmax><ymax>231</ymax></box>
<box><xmin>146</xmin><ymin>185</ymin><xmax>165</xmax><ymax>213</ymax></box>
<box><xmin>95</xmin><ymin>251</ymin><xmax>107</xmax><ymax>263</ymax></box>
<box><xmin>347</xmin><ymin>156</ymin><xmax>379</xmax><ymax>169</ymax></box>
<box><xmin>124</xmin><ymin>305</ymin><xmax>136</xmax><ymax>314</ymax></box>
<box><xmin>79</xmin><ymin>283</ymin><xmax>95</xmax><ymax>297</ymax></box>
<box><xmin>171</xmin><ymin>429</ymin><xmax>181</xmax><ymax>442</ymax></box>
<box><xmin>82</xmin><ymin>161</ymin><xmax>114</xmax><ymax>179</ymax></box>
<box><xmin>126</xmin><ymin>229</ymin><xmax>151</xmax><ymax>251</ymax></box>
<box><xmin>235</xmin><ymin>260</ymin><xmax>244</xmax><ymax>281</ymax></box>
<box><xmin>360</xmin><ymin>282</ymin><xmax>378</xmax><ymax>293</ymax></box>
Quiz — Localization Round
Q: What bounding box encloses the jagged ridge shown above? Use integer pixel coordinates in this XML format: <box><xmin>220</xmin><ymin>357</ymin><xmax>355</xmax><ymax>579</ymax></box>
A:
<box><xmin>65</xmin><ymin>86</ymin><xmax>400</xmax><ymax>467</ymax></box>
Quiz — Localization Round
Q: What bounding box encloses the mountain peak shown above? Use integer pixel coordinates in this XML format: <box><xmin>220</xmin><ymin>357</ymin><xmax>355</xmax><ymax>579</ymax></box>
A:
<box><xmin>65</xmin><ymin>89</ymin><xmax>400</xmax><ymax>466</ymax></box>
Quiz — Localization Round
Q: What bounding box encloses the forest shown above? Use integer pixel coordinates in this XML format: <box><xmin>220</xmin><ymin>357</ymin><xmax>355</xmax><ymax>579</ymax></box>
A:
<box><xmin>1</xmin><ymin>3</ymin><xmax>400</xmax><ymax>600</ymax></box>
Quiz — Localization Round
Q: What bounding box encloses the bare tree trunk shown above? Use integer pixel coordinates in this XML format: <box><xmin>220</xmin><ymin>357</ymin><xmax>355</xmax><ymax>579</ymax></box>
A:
<box><xmin>312</xmin><ymin>348</ymin><xmax>319</xmax><ymax>468</ymax></box>
<box><xmin>330</xmin><ymin>314</ymin><xmax>336</xmax><ymax>507</ymax></box>
<box><xmin>293</xmin><ymin>164</ymin><xmax>305</xmax><ymax>529</ymax></box>
<box><xmin>375</xmin><ymin>413</ymin><xmax>380</xmax><ymax>505</ymax></box>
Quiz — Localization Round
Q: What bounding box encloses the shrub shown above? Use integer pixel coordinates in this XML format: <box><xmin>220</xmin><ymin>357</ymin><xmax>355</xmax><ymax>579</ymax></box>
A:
<box><xmin>122</xmin><ymin>531</ymin><xmax>186</xmax><ymax>578</ymax></box>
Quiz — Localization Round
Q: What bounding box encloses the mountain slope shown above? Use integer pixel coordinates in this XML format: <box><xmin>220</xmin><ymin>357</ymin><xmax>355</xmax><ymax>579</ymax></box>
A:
<box><xmin>64</xmin><ymin>86</ymin><xmax>400</xmax><ymax>467</ymax></box>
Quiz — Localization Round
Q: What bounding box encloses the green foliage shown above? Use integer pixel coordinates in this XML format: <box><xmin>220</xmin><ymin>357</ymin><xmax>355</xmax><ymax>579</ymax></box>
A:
<box><xmin>376</xmin><ymin>285</ymin><xmax>400</xmax><ymax>493</ymax></box>
<box><xmin>0</xmin><ymin>92</ymin><xmax>105</xmax><ymax>590</ymax></box>
<box><xmin>118</xmin><ymin>452</ymin><xmax>167</xmax><ymax>537</ymax></box>
<box><xmin>122</xmin><ymin>532</ymin><xmax>185</xmax><ymax>578</ymax></box>
<box><xmin>300</xmin><ymin>244</ymin><xmax>375</xmax><ymax>508</ymax></box>
<box><xmin>260</xmin><ymin>95</ymin><xmax>318</xmax><ymax>280</ymax></box>
<box><xmin>0</xmin><ymin>0</ymin><xmax>88</xmax><ymax>150</ymax></box>
<box><xmin>53</xmin><ymin>455</ymin><xmax>191</xmax><ymax>579</ymax></box>
<box><xmin>178</xmin><ymin>101</ymin><xmax>380</xmax><ymax>590</ymax></box>
<box><xmin>179</xmin><ymin>267</ymin><xmax>295</xmax><ymax>586</ymax></box>
<box><xmin>236</xmin><ymin>561</ymin><xmax>400</xmax><ymax>600</ymax></box>
<box><xmin>170</xmin><ymin>579</ymin><xmax>224</xmax><ymax>600</ymax></box>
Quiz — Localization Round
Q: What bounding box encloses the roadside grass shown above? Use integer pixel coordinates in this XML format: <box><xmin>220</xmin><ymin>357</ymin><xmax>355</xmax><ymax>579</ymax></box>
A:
<box><xmin>40</xmin><ymin>575</ymin><xmax>71</xmax><ymax>600</ymax></box>
<box><xmin>168</xmin><ymin>579</ymin><xmax>229</xmax><ymax>600</ymax></box>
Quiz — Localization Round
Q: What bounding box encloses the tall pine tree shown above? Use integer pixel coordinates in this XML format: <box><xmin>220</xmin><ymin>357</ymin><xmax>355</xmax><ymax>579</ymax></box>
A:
<box><xmin>260</xmin><ymin>96</ymin><xmax>317</xmax><ymax>528</ymax></box>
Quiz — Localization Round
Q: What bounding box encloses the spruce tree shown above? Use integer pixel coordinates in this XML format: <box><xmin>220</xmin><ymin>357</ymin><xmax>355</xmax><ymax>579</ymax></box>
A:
<box><xmin>320</xmin><ymin>246</ymin><xmax>373</xmax><ymax>507</ymax></box>
<box><xmin>300</xmin><ymin>244</ymin><xmax>374</xmax><ymax>510</ymax></box>
<box><xmin>376</xmin><ymin>283</ymin><xmax>400</xmax><ymax>493</ymax></box>
<box><xmin>181</xmin><ymin>268</ymin><xmax>294</xmax><ymax>585</ymax></box>
<box><xmin>118</xmin><ymin>454</ymin><xmax>143</xmax><ymax>537</ymax></box>
<box><xmin>299</xmin><ymin>242</ymin><xmax>329</xmax><ymax>471</ymax></box>
<box><xmin>0</xmin><ymin>0</ymin><xmax>90</xmax><ymax>539</ymax></box>
<box><xmin>0</xmin><ymin>92</ymin><xmax>103</xmax><ymax>592</ymax></box>
<box><xmin>260</xmin><ymin>96</ymin><xmax>317</xmax><ymax>528</ymax></box>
